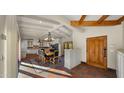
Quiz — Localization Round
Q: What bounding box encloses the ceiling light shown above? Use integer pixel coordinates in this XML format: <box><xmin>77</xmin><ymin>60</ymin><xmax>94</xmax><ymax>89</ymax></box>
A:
<box><xmin>44</xmin><ymin>37</ymin><xmax>55</xmax><ymax>41</ymax></box>
<box><xmin>44</xmin><ymin>38</ymin><xmax>48</xmax><ymax>41</ymax></box>
<box><xmin>39</xmin><ymin>21</ymin><xmax>42</xmax><ymax>23</ymax></box>
<box><xmin>44</xmin><ymin>32</ymin><xmax>55</xmax><ymax>42</ymax></box>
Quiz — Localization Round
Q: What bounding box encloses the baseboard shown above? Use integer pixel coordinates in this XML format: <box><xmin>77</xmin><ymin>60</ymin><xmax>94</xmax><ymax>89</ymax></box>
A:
<box><xmin>81</xmin><ymin>61</ymin><xmax>86</xmax><ymax>64</ymax></box>
<box><xmin>107</xmin><ymin>68</ymin><xmax>116</xmax><ymax>71</ymax></box>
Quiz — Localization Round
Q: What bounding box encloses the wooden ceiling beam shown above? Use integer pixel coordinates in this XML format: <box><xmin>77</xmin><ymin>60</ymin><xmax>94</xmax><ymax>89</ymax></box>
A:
<box><xmin>117</xmin><ymin>16</ymin><xmax>124</xmax><ymax>23</ymax></box>
<box><xmin>79</xmin><ymin>15</ymin><xmax>86</xmax><ymax>24</ymax></box>
<box><xmin>71</xmin><ymin>21</ymin><xmax>120</xmax><ymax>26</ymax></box>
<box><xmin>97</xmin><ymin>15</ymin><xmax>109</xmax><ymax>24</ymax></box>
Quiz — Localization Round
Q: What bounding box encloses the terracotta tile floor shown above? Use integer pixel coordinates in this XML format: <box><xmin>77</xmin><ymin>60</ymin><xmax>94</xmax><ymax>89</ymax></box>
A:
<box><xmin>19</xmin><ymin>61</ymin><xmax>117</xmax><ymax>78</ymax></box>
<box><xmin>71</xmin><ymin>63</ymin><xmax>117</xmax><ymax>78</ymax></box>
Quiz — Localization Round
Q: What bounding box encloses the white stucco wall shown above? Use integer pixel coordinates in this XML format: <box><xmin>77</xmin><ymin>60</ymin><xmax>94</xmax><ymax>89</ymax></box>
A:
<box><xmin>122</xmin><ymin>22</ymin><xmax>124</xmax><ymax>48</ymax></box>
<box><xmin>5</xmin><ymin>16</ymin><xmax>18</xmax><ymax>77</ymax></box>
<box><xmin>72</xmin><ymin>24</ymin><xmax>124</xmax><ymax>69</ymax></box>
<box><xmin>0</xmin><ymin>16</ymin><xmax>5</xmax><ymax>77</ymax></box>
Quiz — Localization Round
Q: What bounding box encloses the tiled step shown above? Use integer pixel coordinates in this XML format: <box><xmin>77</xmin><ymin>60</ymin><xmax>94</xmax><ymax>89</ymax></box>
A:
<box><xmin>19</xmin><ymin>70</ymin><xmax>44</xmax><ymax>78</ymax></box>
<box><xmin>19</xmin><ymin>62</ymin><xmax>72</xmax><ymax>78</ymax></box>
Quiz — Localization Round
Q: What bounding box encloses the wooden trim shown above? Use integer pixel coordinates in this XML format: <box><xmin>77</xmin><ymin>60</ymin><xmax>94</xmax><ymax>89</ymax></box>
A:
<box><xmin>71</xmin><ymin>15</ymin><xmax>124</xmax><ymax>26</ymax></box>
<box><xmin>97</xmin><ymin>15</ymin><xmax>109</xmax><ymax>24</ymax></box>
<box><xmin>117</xmin><ymin>16</ymin><xmax>124</xmax><ymax>23</ymax></box>
<box><xmin>71</xmin><ymin>20</ymin><xmax>120</xmax><ymax>26</ymax></box>
<box><xmin>79</xmin><ymin>15</ymin><xmax>86</xmax><ymax>24</ymax></box>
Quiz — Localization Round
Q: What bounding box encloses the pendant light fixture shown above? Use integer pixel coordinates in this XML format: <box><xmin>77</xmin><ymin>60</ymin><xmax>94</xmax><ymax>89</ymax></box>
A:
<box><xmin>47</xmin><ymin>32</ymin><xmax>52</xmax><ymax>42</ymax></box>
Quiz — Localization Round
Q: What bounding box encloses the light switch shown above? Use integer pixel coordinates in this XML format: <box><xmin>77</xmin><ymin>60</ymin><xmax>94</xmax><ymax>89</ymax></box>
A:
<box><xmin>0</xmin><ymin>55</ymin><xmax>4</xmax><ymax>61</ymax></box>
<box><xmin>0</xmin><ymin>33</ymin><xmax>6</xmax><ymax>40</ymax></box>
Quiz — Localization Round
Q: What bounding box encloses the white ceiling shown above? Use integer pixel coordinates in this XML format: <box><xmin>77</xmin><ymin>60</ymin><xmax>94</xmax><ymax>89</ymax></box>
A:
<box><xmin>17</xmin><ymin>15</ymin><xmax>123</xmax><ymax>40</ymax></box>
<box><xmin>64</xmin><ymin>15</ymin><xmax>81</xmax><ymax>20</ymax></box>
<box><xmin>84</xmin><ymin>15</ymin><xmax>102</xmax><ymax>21</ymax></box>
<box><xmin>17</xmin><ymin>15</ymin><xmax>73</xmax><ymax>40</ymax></box>
<box><xmin>105</xmin><ymin>15</ymin><xmax>123</xmax><ymax>20</ymax></box>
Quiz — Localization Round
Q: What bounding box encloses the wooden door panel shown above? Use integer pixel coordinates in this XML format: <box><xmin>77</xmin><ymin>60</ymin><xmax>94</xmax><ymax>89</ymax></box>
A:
<box><xmin>87</xmin><ymin>36</ymin><xmax>107</xmax><ymax>69</ymax></box>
